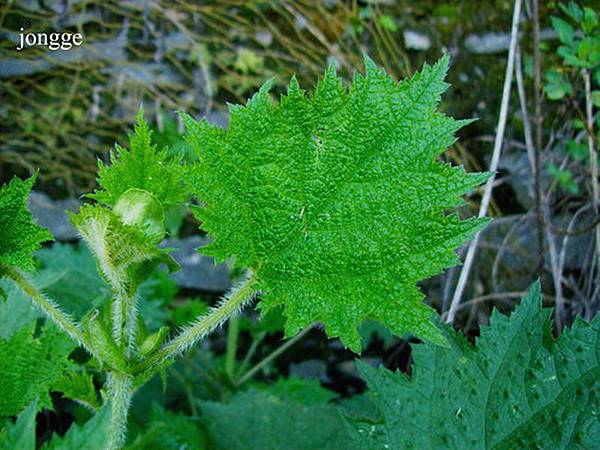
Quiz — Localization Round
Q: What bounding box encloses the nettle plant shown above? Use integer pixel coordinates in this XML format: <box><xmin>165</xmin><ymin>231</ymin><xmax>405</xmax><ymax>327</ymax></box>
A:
<box><xmin>1</xmin><ymin>56</ymin><xmax>599</xmax><ymax>449</ymax></box>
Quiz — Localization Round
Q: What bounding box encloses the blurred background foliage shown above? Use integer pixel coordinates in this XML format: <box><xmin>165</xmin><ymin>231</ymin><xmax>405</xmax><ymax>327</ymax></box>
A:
<box><xmin>1</xmin><ymin>0</ymin><xmax>552</xmax><ymax>195</ymax></box>
<box><xmin>2</xmin><ymin>1</ymin><xmax>600</xmax><ymax>447</ymax></box>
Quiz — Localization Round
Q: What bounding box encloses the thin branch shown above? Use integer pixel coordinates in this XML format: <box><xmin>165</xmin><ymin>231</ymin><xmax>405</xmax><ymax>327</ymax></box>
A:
<box><xmin>225</xmin><ymin>315</ymin><xmax>240</xmax><ymax>379</ymax></box>
<box><xmin>584</xmin><ymin>69</ymin><xmax>600</xmax><ymax>287</ymax></box>
<box><xmin>235</xmin><ymin>325</ymin><xmax>314</xmax><ymax>387</ymax></box>
<box><xmin>445</xmin><ymin>0</ymin><xmax>523</xmax><ymax>324</ymax></box>
<box><xmin>532</xmin><ymin>0</ymin><xmax>545</xmax><ymax>274</ymax></box>
<box><xmin>134</xmin><ymin>273</ymin><xmax>258</xmax><ymax>375</ymax></box>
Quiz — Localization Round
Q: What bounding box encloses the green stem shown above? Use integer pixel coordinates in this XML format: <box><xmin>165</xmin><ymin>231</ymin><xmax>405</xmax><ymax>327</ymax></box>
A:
<box><xmin>123</xmin><ymin>292</ymin><xmax>139</xmax><ymax>359</ymax></box>
<box><xmin>134</xmin><ymin>273</ymin><xmax>257</xmax><ymax>376</ymax></box>
<box><xmin>106</xmin><ymin>371</ymin><xmax>133</xmax><ymax>450</ymax></box>
<box><xmin>225</xmin><ymin>315</ymin><xmax>240</xmax><ymax>380</ymax></box>
<box><xmin>235</xmin><ymin>331</ymin><xmax>266</xmax><ymax>379</ymax></box>
<box><xmin>236</xmin><ymin>325</ymin><xmax>313</xmax><ymax>387</ymax></box>
<box><xmin>3</xmin><ymin>265</ymin><xmax>92</xmax><ymax>352</ymax></box>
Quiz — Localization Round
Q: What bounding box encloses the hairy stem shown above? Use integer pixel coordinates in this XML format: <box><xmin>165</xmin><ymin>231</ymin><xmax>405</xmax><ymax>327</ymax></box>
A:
<box><xmin>3</xmin><ymin>265</ymin><xmax>92</xmax><ymax>352</ymax></box>
<box><xmin>111</xmin><ymin>288</ymin><xmax>140</xmax><ymax>359</ymax></box>
<box><xmin>111</xmin><ymin>294</ymin><xmax>124</xmax><ymax>346</ymax></box>
<box><xmin>106</xmin><ymin>371</ymin><xmax>133</xmax><ymax>450</ymax></box>
<box><xmin>134</xmin><ymin>273</ymin><xmax>257</xmax><ymax>375</ymax></box>
<box><xmin>123</xmin><ymin>292</ymin><xmax>139</xmax><ymax>359</ymax></box>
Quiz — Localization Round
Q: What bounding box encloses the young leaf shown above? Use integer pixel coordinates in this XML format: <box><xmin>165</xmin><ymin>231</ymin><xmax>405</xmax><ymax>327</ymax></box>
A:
<box><xmin>41</xmin><ymin>405</ymin><xmax>111</xmax><ymax>450</ymax></box>
<box><xmin>90</xmin><ymin>109</ymin><xmax>188</xmax><ymax>211</ymax></box>
<box><xmin>185</xmin><ymin>55</ymin><xmax>489</xmax><ymax>351</ymax></box>
<box><xmin>70</xmin><ymin>205</ymin><xmax>178</xmax><ymax>295</ymax></box>
<box><xmin>0</xmin><ymin>176</ymin><xmax>52</xmax><ymax>272</ymax></box>
<box><xmin>0</xmin><ymin>400</ymin><xmax>37</xmax><ymax>450</ymax></box>
<box><xmin>0</xmin><ymin>322</ymin><xmax>75</xmax><ymax>416</ymax></box>
<box><xmin>348</xmin><ymin>282</ymin><xmax>600</xmax><ymax>449</ymax></box>
<box><xmin>53</xmin><ymin>368</ymin><xmax>100</xmax><ymax>411</ymax></box>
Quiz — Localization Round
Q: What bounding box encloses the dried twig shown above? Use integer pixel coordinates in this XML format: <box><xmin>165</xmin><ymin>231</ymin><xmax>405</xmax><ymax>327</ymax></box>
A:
<box><xmin>532</xmin><ymin>0</ymin><xmax>545</xmax><ymax>273</ymax></box>
<box><xmin>445</xmin><ymin>0</ymin><xmax>523</xmax><ymax>324</ymax></box>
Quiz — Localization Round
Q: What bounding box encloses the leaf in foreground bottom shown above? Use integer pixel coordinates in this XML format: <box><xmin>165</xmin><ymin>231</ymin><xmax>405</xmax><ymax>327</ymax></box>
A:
<box><xmin>348</xmin><ymin>281</ymin><xmax>600</xmax><ymax>449</ymax></box>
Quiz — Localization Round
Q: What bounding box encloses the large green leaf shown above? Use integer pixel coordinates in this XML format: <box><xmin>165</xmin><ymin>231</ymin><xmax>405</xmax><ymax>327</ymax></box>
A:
<box><xmin>348</xmin><ymin>282</ymin><xmax>600</xmax><ymax>449</ymax></box>
<box><xmin>0</xmin><ymin>176</ymin><xmax>52</xmax><ymax>272</ymax></box>
<box><xmin>185</xmin><ymin>55</ymin><xmax>489</xmax><ymax>351</ymax></box>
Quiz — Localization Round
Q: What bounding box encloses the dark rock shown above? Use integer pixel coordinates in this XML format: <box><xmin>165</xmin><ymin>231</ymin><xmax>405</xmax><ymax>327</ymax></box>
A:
<box><xmin>465</xmin><ymin>29</ymin><xmax>556</xmax><ymax>54</ymax></box>
<box><xmin>289</xmin><ymin>360</ymin><xmax>331</xmax><ymax>383</ymax></box>
<box><xmin>28</xmin><ymin>192</ymin><xmax>230</xmax><ymax>291</ymax></box>
<box><xmin>161</xmin><ymin>236</ymin><xmax>231</xmax><ymax>292</ymax></box>
<box><xmin>28</xmin><ymin>191</ymin><xmax>80</xmax><ymax>240</ymax></box>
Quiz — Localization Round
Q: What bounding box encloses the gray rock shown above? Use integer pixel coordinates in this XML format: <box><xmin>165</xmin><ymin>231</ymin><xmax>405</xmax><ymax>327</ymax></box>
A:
<box><xmin>465</xmin><ymin>28</ymin><xmax>557</xmax><ymax>54</ymax></box>
<box><xmin>403</xmin><ymin>30</ymin><xmax>431</xmax><ymax>51</ymax></box>
<box><xmin>28</xmin><ymin>191</ymin><xmax>80</xmax><ymax>240</ymax></box>
<box><xmin>161</xmin><ymin>236</ymin><xmax>231</xmax><ymax>292</ymax></box>
<box><xmin>255</xmin><ymin>31</ymin><xmax>273</xmax><ymax>47</ymax></box>
<box><xmin>1</xmin><ymin>37</ymin><xmax>127</xmax><ymax>78</ymax></box>
<box><xmin>289</xmin><ymin>360</ymin><xmax>331</xmax><ymax>383</ymax></box>
<box><xmin>28</xmin><ymin>192</ymin><xmax>230</xmax><ymax>291</ymax></box>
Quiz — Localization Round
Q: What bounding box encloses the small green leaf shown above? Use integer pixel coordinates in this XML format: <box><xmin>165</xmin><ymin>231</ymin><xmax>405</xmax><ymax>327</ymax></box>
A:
<box><xmin>90</xmin><ymin>109</ymin><xmax>189</xmax><ymax>211</ymax></box>
<box><xmin>0</xmin><ymin>176</ymin><xmax>52</xmax><ymax>272</ymax></box>
<box><xmin>560</xmin><ymin>1</ymin><xmax>583</xmax><ymax>23</ymax></box>
<box><xmin>566</xmin><ymin>139</ymin><xmax>588</xmax><ymax>160</ymax></box>
<box><xmin>583</xmin><ymin>7</ymin><xmax>599</xmax><ymax>33</ymax></box>
<box><xmin>42</xmin><ymin>405</ymin><xmax>111</xmax><ymax>450</ymax></box>
<box><xmin>378</xmin><ymin>14</ymin><xmax>398</xmax><ymax>32</ymax></box>
<box><xmin>263</xmin><ymin>377</ymin><xmax>338</xmax><ymax>405</ymax></box>
<box><xmin>81</xmin><ymin>307</ymin><xmax>128</xmax><ymax>372</ymax></box>
<box><xmin>140</xmin><ymin>326</ymin><xmax>169</xmax><ymax>356</ymax></box>
<box><xmin>544</xmin><ymin>71</ymin><xmax>573</xmax><ymax>100</ymax></box>
<box><xmin>53</xmin><ymin>369</ymin><xmax>100</xmax><ymax>410</ymax></box>
<box><xmin>551</xmin><ymin>16</ymin><xmax>575</xmax><ymax>46</ymax></box>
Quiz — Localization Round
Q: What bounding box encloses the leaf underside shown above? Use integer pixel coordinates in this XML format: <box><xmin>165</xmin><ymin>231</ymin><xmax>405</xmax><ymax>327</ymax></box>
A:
<box><xmin>349</xmin><ymin>282</ymin><xmax>600</xmax><ymax>450</ymax></box>
<box><xmin>186</xmin><ymin>55</ymin><xmax>489</xmax><ymax>351</ymax></box>
<box><xmin>0</xmin><ymin>176</ymin><xmax>52</xmax><ymax>272</ymax></box>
